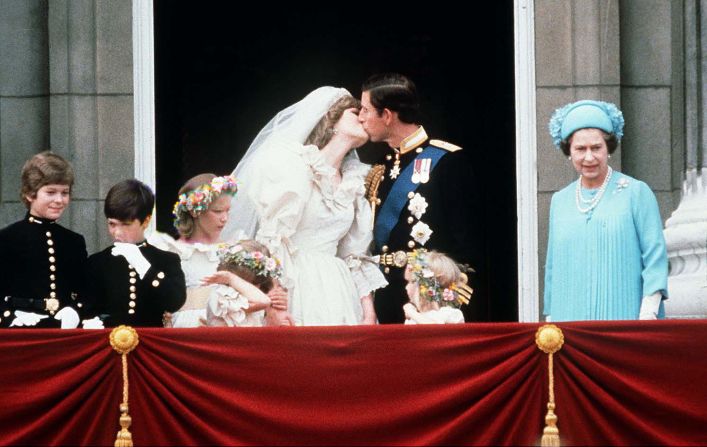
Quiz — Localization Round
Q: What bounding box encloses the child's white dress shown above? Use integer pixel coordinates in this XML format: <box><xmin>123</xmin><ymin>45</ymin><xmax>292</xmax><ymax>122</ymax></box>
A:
<box><xmin>404</xmin><ymin>307</ymin><xmax>464</xmax><ymax>325</ymax></box>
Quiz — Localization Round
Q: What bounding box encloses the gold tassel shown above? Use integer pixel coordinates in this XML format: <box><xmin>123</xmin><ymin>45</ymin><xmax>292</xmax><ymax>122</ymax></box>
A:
<box><xmin>536</xmin><ymin>324</ymin><xmax>564</xmax><ymax>447</ymax></box>
<box><xmin>110</xmin><ymin>326</ymin><xmax>140</xmax><ymax>447</ymax></box>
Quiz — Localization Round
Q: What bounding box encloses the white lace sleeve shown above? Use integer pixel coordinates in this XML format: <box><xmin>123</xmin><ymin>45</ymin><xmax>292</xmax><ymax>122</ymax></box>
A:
<box><xmin>248</xmin><ymin>137</ymin><xmax>313</xmax><ymax>290</ymax></box>
<box><xmin>337</xmin><ymin>160</ymin><xmax>388</xmax><ymax>298</ymax></box>
<box><xmin>205</xmin><ymin>285</ymin><xmax>250</xmax><ymax>327</ymax></box>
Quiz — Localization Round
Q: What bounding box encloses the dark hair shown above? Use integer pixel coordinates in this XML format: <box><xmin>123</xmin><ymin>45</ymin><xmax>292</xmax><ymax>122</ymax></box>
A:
<box><xmin>174</xmin><ymin>173</ymin><xmax>217</xmax><ymax>238</ymax></box>
<box><xmin>305</xmin><ymin>95</ymin><xmax>361</xmax><ymax>148</ymax></box>
<box><xmin>361</xmin><ymin>73</ymin><xmax>420</xmax><ymax>124</ymax></box>
<box><xmin>217</xmin><ymin>240</ymin><xmax>275</xmax><ymax>294</ymax></box>
<box><xmin>104</xmin><ymin>179</ymin><xmax>155</xmax><ymax>223</ymax></box>
<box><xmin>20</xmin><ymin>151</ymin><xmax>75</xmax><ymax>208</ymax></box>
<box><xmin>560</xmin><ymin>130</ymin><xmax>619</xmax><ymax>156</ymax></box>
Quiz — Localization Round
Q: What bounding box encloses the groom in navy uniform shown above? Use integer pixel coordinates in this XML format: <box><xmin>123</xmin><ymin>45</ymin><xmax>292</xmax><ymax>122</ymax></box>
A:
<box><xmin>359</xmin><ymin>73</ymin><xmax>480</xmax><ymax>324</ymax></box>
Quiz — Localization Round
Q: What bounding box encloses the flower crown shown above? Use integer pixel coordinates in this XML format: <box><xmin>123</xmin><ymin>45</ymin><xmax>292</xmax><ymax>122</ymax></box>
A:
<box><xmin>407</xmin><ymin>249</ymin><xmax>472</xmax><ymax>309</ymax></box>
<box><xmin>173</xmin><ymin>175</ymin><xmax>238</xmax><ymax>224</ymax></box>
<box><xmin>217</xmin><ymin>243</ymin><xmax>283</xmax><ymax>280</ymax></box>
<box><xmin>548</xmin><ymin>100</ymin><xmax>624</xmax><ymax>148</ymax></box>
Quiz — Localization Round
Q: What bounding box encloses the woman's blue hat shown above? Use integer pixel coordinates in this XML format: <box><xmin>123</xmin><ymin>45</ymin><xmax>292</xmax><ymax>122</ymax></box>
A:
<box><xmin>548</xmin><ymin>100</ymin><xmax>624</xmax><ymax>148</ymax></box>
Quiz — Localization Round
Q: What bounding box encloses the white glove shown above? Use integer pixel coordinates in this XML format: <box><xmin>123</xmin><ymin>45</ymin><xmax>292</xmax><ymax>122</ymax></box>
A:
<box><xmin>81</xmin><ymin>316</ymin><xmax>104</xmax><ymax>329</ymax></box>
<box><xmin>54</xmin><ymin>306</ymin><xmax>80</xmax><ymax>329</ymax></box>
<box><xmin>112</xmin><ymin>242</ymin><xmax>151</xmax><ymax>279</ymax></box>
<box><xmin>639</xmin><ymin>292</ymin><xmax>662</xmax><ymax>320</ymax></box>
<box><xmin>10</xmin><ymin>310</ymin><xmax>48</xmax><ymax>327</ymax></box>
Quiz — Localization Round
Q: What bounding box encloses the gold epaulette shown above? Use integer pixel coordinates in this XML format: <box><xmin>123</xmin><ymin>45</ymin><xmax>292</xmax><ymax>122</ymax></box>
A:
<box><xmin>365</xmin><ymin>164</ymin><xmax>385</xmax><ymax>202</ymax></box>
<box><xmin>429</xmin><ymin>139</ymin><xmax>462</xmax><ymax>152</ymax></box>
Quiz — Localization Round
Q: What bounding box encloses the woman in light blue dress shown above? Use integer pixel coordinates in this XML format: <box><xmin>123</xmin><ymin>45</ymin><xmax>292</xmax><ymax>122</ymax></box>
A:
<box><xmin>544</xmin><ymin>100</ymin><xmax>668</xmax><ymax>321</ymax></box>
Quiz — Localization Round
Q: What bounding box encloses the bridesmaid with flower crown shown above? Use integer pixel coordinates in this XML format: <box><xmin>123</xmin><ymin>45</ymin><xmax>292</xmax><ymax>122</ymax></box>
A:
<box><xmin>150</xmin><ymin>173</ymin><xmax>290</xmax><ymax>327</ymax></box>
<box><xmin>544</xmin><ymin>100</ymin><xmax>668</xmax><ymax>321</ymax></box>
<box><xmin>204</xmin><ymin>240</ymin><xmax>285</xmax><ymax>327</ymax></box>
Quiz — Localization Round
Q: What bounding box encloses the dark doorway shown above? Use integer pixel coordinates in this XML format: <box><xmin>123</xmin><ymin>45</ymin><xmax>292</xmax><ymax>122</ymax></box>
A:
<box><xmin>154</xmin><ymin>2</ymin><xmax>517</xmax><ymax>322</ymax></box>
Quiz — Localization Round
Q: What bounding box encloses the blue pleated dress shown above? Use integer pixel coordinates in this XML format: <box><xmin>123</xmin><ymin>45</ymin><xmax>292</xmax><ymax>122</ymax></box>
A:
<box><xmin>543</xmin><ymin>171</ymin><xmax>668</xmax><ymax>321</ymax></box>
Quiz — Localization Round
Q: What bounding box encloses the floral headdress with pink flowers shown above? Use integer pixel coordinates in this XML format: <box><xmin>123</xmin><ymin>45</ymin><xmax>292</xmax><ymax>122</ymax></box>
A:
<box><xmin>217</xmin><ymin>243</ymin><xmax>283</xmax><ymax>280</ymax></box>
<box><xmin>407</xmin><ymin>249</ymin><xmax>472</xmax><ymax>308</ymax></box>
<box><xmin>172</xmin><ymin>175</ymin><xmax>238</xmax><ymax>226</ymax></box>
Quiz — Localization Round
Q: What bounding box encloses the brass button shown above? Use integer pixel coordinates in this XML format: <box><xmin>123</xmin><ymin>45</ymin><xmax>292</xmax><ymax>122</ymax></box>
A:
<box><xmin>48</xmin><ymin>247</ymin><xmax>55</xmax><ymax>254</ymax></box>
<box><xmin>129</xmin><ymin>278</ymin><xmax>137</xmax><ymax>284</ymax></box>
<box><xmin>407</xmin><ymin>192</ymin><xmax>415</xmax><ymax>199</ymax></box>
<box><xmin>129</xmin><ymin>271</ymin><xmax>136</xmax><ymax>277</ymax></box>
<box><xmin>3</xmin><ymin>310</ymin><xmax>10</xmax><ymax>317</ymax></box>
<box><xmin>49</xmin><ymin>256</ymin><xmax>56</xmax><ymax>263</ymax></box>
<box><xmin>157</xmin><ymin>272</ymin><xmax>165</xmax><ymax>279</ymax></box>
<box><xmin>416</xmin><ymin>147</ymin><xmax>423</xmax><ymax>153</ymax></box>
<box><xmin>130</xmin><ymin>293</ymin><xmax>136</xmax><ymax>299</ymax></box>
<box><xmin>382</xmin><ymin>245</ymin><xmax>389</xmax><ymax>253</ymax></box>
<box><xmin>128</xmin><ymin>309</ymin><xmax>135</xmax><ymax>315</ymax></box>
<box><xmin>385</xmin><ymin>154</ymin><xmax>392</xmax><ymax>161</ymax></box>
<box><xmin>45</xmin><ymin>232</ymin><xmax>52</xmax><ymax>237</ymax></box>
<box><xmin>407</xmin><ymin>217</ymin><xmax>414</xmax><ymax>224</ymax></box>
<box><xmin>50</xmin><ymin>274</ymin><xmax>56</xmax><ymax>281</ymax></box>
<box><xmin>50</xmin><ymin>265</ymin><xmax>56</xmax><ymax>272</ymax></box>
<box><xmin>384</xmin><ymin>267</ymin><xmax>390</xmax><ymax>274</ymax></box>
<box><xmin>50</xmin><ymin>291</ymin><xmax>56</xmax><ymax>298</ymax></box>
<box><xmin>47</xmin><ymin>239</ymin><xmax>54</xmax><ymax>246</ymax></box>
<box><xmin>50</xmin><ymin>283</ymin><xmax>56</xmax><ymax>290</ymax></box>
<box><xmin>129</xmin><ymin>286</ymin><xmax>136</xmax><ymax>292</ymax></box>
<box><xmin>77</xmin><ymin>302</ymin><xmax>83</xmax><ymax>308</ymax></box>
<box><xmin>151</xmin><ymin>280</ymin><xmax>160</xmax><ymax>287</ymax></box>
<box><xmin>129</xmin><ymin>301</ymin><xmax>136</xmax><ymax>308</ymax></box>
<box><xmin>408</xmin><ymin>241</ymin><xmax>415</xmax><ymax>248</ymax></box>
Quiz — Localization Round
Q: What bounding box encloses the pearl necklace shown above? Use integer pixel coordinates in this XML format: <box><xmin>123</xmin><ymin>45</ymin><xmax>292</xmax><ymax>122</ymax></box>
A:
<box><xmin>575</xmin><ymin>166</ymin><xmax>613</xmax><ymax>214</ymax></box>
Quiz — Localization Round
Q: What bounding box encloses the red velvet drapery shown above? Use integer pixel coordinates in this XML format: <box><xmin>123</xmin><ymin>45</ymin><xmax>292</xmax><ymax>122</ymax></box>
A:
<box><xmin>1</xmin><ymin>321</ymin><xmax>706</xmax><ymax>446</ymax></box>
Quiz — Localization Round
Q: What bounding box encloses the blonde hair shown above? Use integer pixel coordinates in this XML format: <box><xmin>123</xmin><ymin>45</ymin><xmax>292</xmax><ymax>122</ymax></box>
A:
<box><xmin>20</xmin><ymin>151</ymin><xmax>74</xmax><ymax>208</ymax></box>
<box><xmin>425</xmin><ymin>251</ymin><xmax>464</xmax><ymax>289</ymax></box>
<box><xmin>217</xmin><ymin>240</ymin><xmax>275</xmax><ymax>294</ymax></box>
<box><xmin>174</xmin><ymin>173</ymin><xmax>216</xmax><ymax>238</ymax></box>
<box><xmin>304</xmin><ymin>95</ymin><xmax>361</xmax><ymax>148</ymax></box>
<box><xmin>410</xmin><ymin>250</ymin><xmax>468</xmax><ymax>313</ymax></box>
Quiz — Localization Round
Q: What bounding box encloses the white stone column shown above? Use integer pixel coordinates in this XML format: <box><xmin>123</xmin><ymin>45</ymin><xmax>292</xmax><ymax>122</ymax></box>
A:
<box><xmin>663</xmin><ymin>0</ymin><xmax>707</xmax><ymax>318</ymax></box>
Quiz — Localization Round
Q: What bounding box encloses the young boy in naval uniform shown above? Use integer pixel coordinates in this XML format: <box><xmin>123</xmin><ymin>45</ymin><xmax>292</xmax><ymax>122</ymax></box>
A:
<box><xmin>87</xmin><ymin>179</ymin><xmax>186</xmax><ymax>327</ymax></box>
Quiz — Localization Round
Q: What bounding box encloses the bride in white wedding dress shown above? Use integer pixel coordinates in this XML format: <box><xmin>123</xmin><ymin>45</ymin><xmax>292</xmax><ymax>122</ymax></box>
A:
<box><xmin>223</xmin><ymin>87</ymin><xmax>387</xmax><ymax>326</ymax></box>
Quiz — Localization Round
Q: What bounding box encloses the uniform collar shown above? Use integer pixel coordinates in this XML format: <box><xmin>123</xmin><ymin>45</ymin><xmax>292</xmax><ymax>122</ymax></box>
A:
<box><xmin>26</xmin><ymin>213</ymin><xmax>56</xmax><ymax>225</ymax></box>
<box><xmin>398</xmin><ymin>126</ymin><xmax>428</xmax><ymax>155</ymax></box>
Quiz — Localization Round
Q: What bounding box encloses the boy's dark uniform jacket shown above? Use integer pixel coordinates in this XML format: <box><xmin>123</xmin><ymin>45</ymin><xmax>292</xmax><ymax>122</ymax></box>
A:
<box><xmin>367</xmin><ymin>127</ymin><xmax>481</xmax><ymax>324</ymax></box>
<box><xmin>0</xmin><ymin>214</ymin><xmax>89</xmax><ymax>328</ymax></box>
<box><xmin>87</xmin><ymin>242</ymin><xmax>186</xmax><ymax>327</ymax></box>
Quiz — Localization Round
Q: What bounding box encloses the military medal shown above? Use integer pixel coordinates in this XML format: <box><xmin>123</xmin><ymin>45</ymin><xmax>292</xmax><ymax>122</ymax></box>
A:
<box><xmin>389</xmin><ymin>151</ymin><xmax>401</xmax><ymax>179</ymax></box>
<box><xmin>420</xmin><ymin>158</ymin><xmax>431</xmax><ymax>183</ymax></box>
<box><xmin>412</xmin><ymin>158</ymin><xmax>432</xmax><ymax>184</ymax></box>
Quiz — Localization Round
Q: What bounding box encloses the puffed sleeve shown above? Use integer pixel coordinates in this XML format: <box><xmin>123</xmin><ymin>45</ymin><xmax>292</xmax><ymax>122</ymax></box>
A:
<box><xmin>337</xmin><ymin>158</ymin><xmax>388</xmax><ymax>298</ymax></box>
<box><xmin>206</xmin><ymin>285</ymin><xmax>249</xmax><ymax>327</ymax></box>
<box><xmin>631</xmin><ymin>180</ymin><xmax>669</xmax><ymax>298</ymax></box>
<box><xmin>247</xmin><ymin>137</ymin><xmax>314</xmax><ymax>289</ymax></box>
